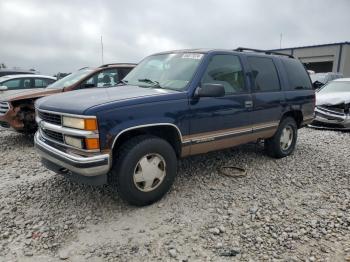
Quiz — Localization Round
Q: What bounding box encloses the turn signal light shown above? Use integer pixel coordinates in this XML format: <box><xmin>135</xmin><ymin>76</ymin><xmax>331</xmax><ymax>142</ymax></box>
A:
<box><xmin>85</xmin><ymin>138</ymin><xmax>100</xmax><ymax>150</ymax></box>
<box><xmin>84</xmin><ymin>119</ymin><xmax>98</xmax><ymax>131</ymax></box>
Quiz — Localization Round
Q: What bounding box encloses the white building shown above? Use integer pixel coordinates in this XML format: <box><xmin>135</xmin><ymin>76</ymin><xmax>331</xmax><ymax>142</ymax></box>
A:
<box><xmin>271</xmin><ymin>42</ymin><xmax>350</xmax><ymax>76</ymax></box>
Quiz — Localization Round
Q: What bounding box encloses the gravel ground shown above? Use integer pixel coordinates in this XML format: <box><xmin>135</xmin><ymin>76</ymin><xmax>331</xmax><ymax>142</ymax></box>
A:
<box><xmin>0</xmin><ymin>127</ymin><xmax>349</xmax><ymax>262</ymax></box>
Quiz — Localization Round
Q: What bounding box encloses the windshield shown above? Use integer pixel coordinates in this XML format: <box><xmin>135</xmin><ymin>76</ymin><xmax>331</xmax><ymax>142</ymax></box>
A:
<box><xmin>318</xmin><ymin>81</ymin><xmax>350</xmax><ymax>94</ymax></box>
<box><xmin>47</xmin><ymin>68</ymin><xmax>93</xmax><ymax>88</ymax></box>
<box><xmin>123</xmin><ymin>53</ymin><xmax>203</xmax><ymax>90</ymax></box>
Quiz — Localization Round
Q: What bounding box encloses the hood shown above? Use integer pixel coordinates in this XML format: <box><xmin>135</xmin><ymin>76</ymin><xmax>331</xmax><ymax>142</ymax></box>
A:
<box><xmin>316</xmin><ymin>91</ymin><xmax>350</xmax><ymax>106</ymax></box>
<box><xmin>0</xmin><ymin>88</ymin><xmax>61</xmax><ymax>102</ymax></box>
<box><xmin>36</xmin><ymin>85</ymin><xmax>179</xmax><ymax>115</ymax></box>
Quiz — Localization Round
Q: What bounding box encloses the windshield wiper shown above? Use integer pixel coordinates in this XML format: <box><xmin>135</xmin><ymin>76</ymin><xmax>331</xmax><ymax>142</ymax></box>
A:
<box><xmin>137</xmin><ymin>78</ymin><xmax>161</xmax><ymax>88</ymax></box>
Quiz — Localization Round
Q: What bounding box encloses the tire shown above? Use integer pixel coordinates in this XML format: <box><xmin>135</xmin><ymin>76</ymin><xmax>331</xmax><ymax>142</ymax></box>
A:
<box><xmin>109</xmin><ymin>135</ymin><xmax>177</xmax><ymax>206</ymax></box>
<box><xmin>264</xmin><ymin>117</ymin><xmax>298</xmax><ymax>158</ymax></box>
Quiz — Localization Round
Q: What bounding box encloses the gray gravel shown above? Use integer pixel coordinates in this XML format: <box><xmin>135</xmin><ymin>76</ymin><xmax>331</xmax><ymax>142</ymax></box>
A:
<box><xmin>0</xmin><ymin>127</ymin><xmax>350</xmax><ymax>261</ymax></box>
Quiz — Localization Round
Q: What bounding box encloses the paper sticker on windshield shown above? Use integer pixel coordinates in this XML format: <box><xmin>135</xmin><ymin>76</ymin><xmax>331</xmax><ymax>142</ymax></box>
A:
<box><xmin>182</xmin><ymin>53</ymin><xmax>203</xmax><ymax>60</ymax></box>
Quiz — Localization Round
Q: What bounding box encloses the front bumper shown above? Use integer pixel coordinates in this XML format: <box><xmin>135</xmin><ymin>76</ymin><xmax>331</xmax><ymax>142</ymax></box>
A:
<box><xmin>34</xmin><ymin>132</ymin><xmax>110</xmax><ymax>184</ymax></box>
<box><xmin>310</xmin><ymin>107</ymin><xmax>350</xmax><ymax>130</ymax></box>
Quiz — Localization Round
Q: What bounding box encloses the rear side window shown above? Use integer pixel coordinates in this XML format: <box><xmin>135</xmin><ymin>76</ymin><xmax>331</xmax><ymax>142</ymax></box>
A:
<box><xmin>35</xmin><ymin>78</ymin><xmax>53</xmax><ymax>88</ymax></box>
<box><xmin>247</xmin><ymin>57</ymin><xmax>280</xmax><ymax>92</ymax></box>
<box><xmin>282</xmin><ymin>59</ymin><xmax>312</xmax><ymax>90</ymax></box>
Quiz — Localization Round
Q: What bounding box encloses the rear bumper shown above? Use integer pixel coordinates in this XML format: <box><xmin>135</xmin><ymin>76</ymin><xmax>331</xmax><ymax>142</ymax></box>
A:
<box><xmin>34</xmin><ymin>132</ymin><xmax>110</xmax><ymax>184</ymax></box>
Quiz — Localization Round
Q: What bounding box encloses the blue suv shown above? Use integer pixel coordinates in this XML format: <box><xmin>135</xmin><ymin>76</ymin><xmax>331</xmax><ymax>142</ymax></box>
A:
<box><xmin>34</xmin><ymin>48</ymin><xmax>315</xmax><ymax>206</ymax></box>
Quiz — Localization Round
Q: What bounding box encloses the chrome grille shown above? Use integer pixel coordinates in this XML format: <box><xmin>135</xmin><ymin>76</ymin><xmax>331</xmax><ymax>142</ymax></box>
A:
<box><xmin>42</xmin><ymin>129</ymin><xmax>64</xmax><ymax>143</ymax></box>
<box><xmin>36</xmin><ymin>109</ymin><xmax>99</xmax><ymax>153</ymax></box>
<box><xmin>0</xmin><ymin>101</ymin><xmax>9</xmax><ymax>116</ymax></box>
<box><xmin>38</xmin><ymin>110</ymin><xmax>62</xmax><ymax>125</ymax></box>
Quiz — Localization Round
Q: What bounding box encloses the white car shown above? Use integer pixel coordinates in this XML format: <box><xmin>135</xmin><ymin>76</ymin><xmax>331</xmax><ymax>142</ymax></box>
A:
<box><xmin>0</xmin><ymin>74</ymin><xmax>56</xmax><ymax>92</ymax></box>
<box><xmin>311</xmin><ymin>78</ymin><xmax>350</xmax><ymax>130</ymax></box>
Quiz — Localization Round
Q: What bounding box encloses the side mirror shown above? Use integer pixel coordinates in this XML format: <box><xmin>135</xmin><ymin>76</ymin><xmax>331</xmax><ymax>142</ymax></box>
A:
<box><xmin>0</xmin><ymin>86</ymin><xmax>8</xmax><ymax>91</ymax></box>
<box><xmin>195</xmin><ymin>83</ymin><xmax>225</xmax><ymax>98</ymax></box>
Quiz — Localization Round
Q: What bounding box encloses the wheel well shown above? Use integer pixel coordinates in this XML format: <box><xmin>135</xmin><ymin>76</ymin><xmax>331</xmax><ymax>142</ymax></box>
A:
<box><xmin>281</xmin><ymin>110</ymin><xmax>303</xmax><ymax>128</ymax></box>
<box><xmin>112</xmin><ymin>125</ymin><xmax>182</xmax><ymax>157</ymax></box>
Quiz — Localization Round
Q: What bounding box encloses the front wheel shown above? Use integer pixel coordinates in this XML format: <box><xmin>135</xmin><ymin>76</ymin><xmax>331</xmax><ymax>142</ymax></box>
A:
<box><xmin>264</xmin><ymin>117</ymin><xmax>298</xmax><ymax>158</ymax></box>
<box><xmin>109</xmin><ymin>135</ymin><xmax>177</xmax><ymax>206</ymax></box>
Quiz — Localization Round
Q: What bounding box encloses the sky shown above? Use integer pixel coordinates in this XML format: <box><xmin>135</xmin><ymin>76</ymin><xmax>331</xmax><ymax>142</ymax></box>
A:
<box><xmin>0</xmin><ymin>0</ymin><xmax>349</xmax><ymax>75</ymax></box>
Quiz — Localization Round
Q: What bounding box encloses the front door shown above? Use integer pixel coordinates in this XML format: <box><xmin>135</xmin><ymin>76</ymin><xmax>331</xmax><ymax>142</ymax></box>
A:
<box><xmin>187</xmin><ymin>54</ymin><xmax>254</xmax><ymax>155</ymax></box>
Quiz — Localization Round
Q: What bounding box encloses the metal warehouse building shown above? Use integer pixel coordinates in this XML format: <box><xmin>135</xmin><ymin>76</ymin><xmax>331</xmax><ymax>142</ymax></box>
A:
<box><xmin>271</xmin><ymin>42</ymin><xmax>350</xmax><ymax>77</ymax></box>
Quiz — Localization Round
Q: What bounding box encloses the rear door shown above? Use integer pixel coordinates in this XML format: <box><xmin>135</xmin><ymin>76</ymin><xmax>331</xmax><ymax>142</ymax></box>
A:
<box><xmin>34</xmin><ymin>78</ymin><xmax>54</xmax><ymax>88</ymax></box>
<box><xmin>246</xmin><ymin>56</ymin><xmax>284</xmax><ymax>136</ymax></box>
<box><xmin>280</xmin><ymin>58</ymin><xmax>315</xmax><ymax>123</ymax></box>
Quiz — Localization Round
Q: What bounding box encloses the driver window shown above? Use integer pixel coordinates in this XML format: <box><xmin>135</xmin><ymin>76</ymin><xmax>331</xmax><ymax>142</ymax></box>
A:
<box><xmin>22</xmin><ymin>79</ymin><xmax>32</xmax><ymax>89</ymax></box>
<box><xmin>201</xmin><ymin>55</ymin><xmax>246</xmax><ymax>95</ymax></box>
<box><xmin>3</xmin><ymin>79</ymin><xmax>21</xmax><ymax>90</ymax></box>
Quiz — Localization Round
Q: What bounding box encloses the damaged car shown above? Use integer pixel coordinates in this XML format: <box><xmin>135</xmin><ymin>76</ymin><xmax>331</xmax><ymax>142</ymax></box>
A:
<box><xmin>310</xmin><ymin>78</ymin><xmax>350</xmax><ymax>130</ymax></box>
<box><xmin>310</xmin><ymin>72</ymin><xmax>343</xmax><ymax>89</ymax></box>
<box><xmin>0</xmin><ymin>63</ymin><xmax>136</xmax><ymax>132</ymax></box>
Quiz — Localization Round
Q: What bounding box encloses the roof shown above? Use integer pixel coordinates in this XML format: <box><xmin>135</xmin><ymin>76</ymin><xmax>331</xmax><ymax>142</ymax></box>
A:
<box><xmin>98</xmin><ymin>63</ymin><xmax>137</xmax><ymax>68</ymax></box>
<box><xmin>0</xmin><ymin>74</ymin><xmax>56</xmax><ymax>82</ymax></box>
<box><xmin>270</xmin><ymin>41</ymin><xmax>350</xmax><ymax>51</ymax></box>
<box><xmin>0</xmin><ymin>69</ymin><xmax>36</xmax><ymax>73</ymax></box>
<box><xmin>153</xmin><ymin>48</ymin><xmax>213</xmax><ymax>55</ymax></box>
<box><xmin>152</xmin><ymin>48</ymin><xmax>294</xmax><ymax>59</ymax></box>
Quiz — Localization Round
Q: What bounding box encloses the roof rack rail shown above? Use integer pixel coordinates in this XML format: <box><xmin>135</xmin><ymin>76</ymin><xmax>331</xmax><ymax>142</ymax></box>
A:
<box><xmin>78</xmin><ymin>67</ymin><xmax>89</xmax><ymax>70</ymax></box>
<box><xmin>234</xmin><ymin>47</ymin><xmax>294</xmax><ymax>58</ymax></box>
<box><xmin>99</xmin><ymin>63</ymin><xmax>136</xmax><ymax>68</ymax></box>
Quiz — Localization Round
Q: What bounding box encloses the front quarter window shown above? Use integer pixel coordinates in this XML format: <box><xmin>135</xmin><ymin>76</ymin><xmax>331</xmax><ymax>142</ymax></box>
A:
<box><xmin>123</xmin><ymin>53</ymin><xmax>203</xmax><ymax>91</ymax></box>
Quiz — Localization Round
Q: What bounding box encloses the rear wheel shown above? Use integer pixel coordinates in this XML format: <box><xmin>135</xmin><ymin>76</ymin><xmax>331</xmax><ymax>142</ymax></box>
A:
<box><xmin>109</xmin><ymin>135</ymin><xmax>177</xmax><ymax>206</ymax></box>
<box><xmin>264</xmin><ymin>117</ymin><xmax>298</xmax><ymax>158</ymax></box>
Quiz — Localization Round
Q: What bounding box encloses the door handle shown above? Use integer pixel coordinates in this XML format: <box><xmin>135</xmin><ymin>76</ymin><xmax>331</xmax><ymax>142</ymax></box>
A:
<box><xmin>245</xmin><ymin>100</ymin><xmax>253</xmax><ymax>108</ymax></box>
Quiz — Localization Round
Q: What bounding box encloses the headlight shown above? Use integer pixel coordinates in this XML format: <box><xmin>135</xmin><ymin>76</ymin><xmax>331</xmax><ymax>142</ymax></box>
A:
<box><xmin>64</xmin><ymin>135</ymin><xmax>84</xmax><ymax>149</ymax></box>
<box><xmin>62</xmin><ymin>116</ymin><xmax>97</xmax><ymax>131</ymax></box>
<box><xmin>64</xmin><ymin>136</ymin><xmax>100</xmax><ymax>150</ymax></box>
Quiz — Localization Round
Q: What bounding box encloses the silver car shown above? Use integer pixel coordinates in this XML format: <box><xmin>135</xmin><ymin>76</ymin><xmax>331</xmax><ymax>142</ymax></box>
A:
<box><xmin>311</xmin><ymin>78</ymin><xmax>350</xmax><ymax>130</ymax></box>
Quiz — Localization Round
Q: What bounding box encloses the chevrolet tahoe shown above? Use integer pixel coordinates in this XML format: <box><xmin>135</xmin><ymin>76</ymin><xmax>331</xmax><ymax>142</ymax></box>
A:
<box><xmin>34</xmin><ymin>48</ymin><xmax>315</xmax><ymax>206</ymax></box>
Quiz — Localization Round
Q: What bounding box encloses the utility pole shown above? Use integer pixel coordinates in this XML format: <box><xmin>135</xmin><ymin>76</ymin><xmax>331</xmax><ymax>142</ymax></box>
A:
<box><xmin>280</xmin><ymin>33</ymin><xmax>283</xmax><ymax>49</ymax></box>
<box><xmin>101</xmin><ymin>35</ymin><xmax>104</xmax><ymax>65</ymax></box>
